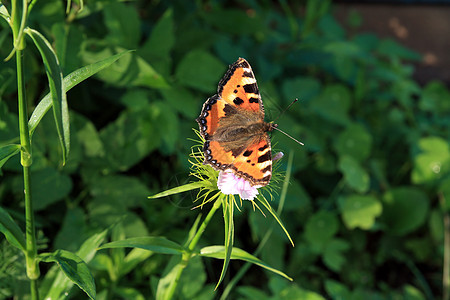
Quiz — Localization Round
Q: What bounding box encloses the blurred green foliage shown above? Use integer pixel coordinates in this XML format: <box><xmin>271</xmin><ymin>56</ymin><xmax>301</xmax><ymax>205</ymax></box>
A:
<box><xmin>1</xmin><ymin>0</ymin><xmax>449</xmax><ymax>299</ymax></box>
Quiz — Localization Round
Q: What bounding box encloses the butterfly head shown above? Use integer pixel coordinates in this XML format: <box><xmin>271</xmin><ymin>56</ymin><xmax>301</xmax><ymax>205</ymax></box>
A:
<box><xmin>266</xmin><ymin>122</ymin><xmax>278</xmax><ymax>132</ymax></box>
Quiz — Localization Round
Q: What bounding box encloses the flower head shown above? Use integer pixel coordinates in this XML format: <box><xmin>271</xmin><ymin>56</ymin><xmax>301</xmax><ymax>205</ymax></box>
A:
<box><xmin>217</xmin><ymin>170</ymin><xmax>260</xmax><ymax>200</ymax></box>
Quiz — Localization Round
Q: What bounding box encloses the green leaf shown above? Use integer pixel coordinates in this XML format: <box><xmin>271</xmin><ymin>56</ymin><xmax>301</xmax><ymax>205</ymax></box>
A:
<box><xmin>103</xmin><ymin>1</ymin><xmax>140</xmax><ymax>48</ymax></box>
<box><xmin>29</xmin><ymin>50</ymin><xmax>131</xmax><ymax>136</ymax></box>
<box><xmin>411</xmin><ymin>136</ymin><xmax>450</xmax><ymax>184</ymax></box>
<box><xmin>81</xmin><ymin>46</ymin><xmax>169</xmax><ymax>88</ymax></box>
<box><xmin>0</xmin><ymin>144</ymin><xmax>20</xmax><ymax>169</ymax></box>
<box><xmin>200</xmin><ymin>246</ymin><xmax>292</xmax><ymax>281</ymax></box>
<box><xmin>304</xmin><ymin>210</ymin><xmax>338</xmax><ymax>252</ymax></box>
<box><xmin>282</xmin><ymin>77</ymin><xmax>321</xmax><ymax>104</ymax></box>
<box><xmin>175</xmin><ymin>50</ymin><xmax>225</xmax><ymax>92</ymax></box>
<box><xmin>378</xmin><ymin>39</ymin><xmax>421</xmax><ymax>60</ymax></box>
<box><xmin>338</xmin><ymin>195</ymin><xmax>382</xmax><ymax>230</ymax></box>
<box><xmin>115</xmin><ymin>287</ymin><xmax>146</xmax><ymax>300</ymax></box>
<box><xmin>31</xmin><ymin>167</ymin><xmax>72</xmax><ymax>211</ymax></box>
<box><xmin>325</xmin><ymin>280</ymin><xmax>351</xmax><ymax>300</ymax></box>
<box><xmin>0</xmin><ymin>4</ymin><xmax>10</xmax><ymax>22</ymax></box>
<box><xmin>322</xmin><ymin>238</ymin><xmax>350</xmax><ymax>272</ymax></box>
<box><xmin>338</xmin><ymin>155</ymin><xmax>370</xmax><ymax>193</ymax></box>
<box><xmin>90</xmin><ymin>175</ymin><xmax>150</xmax><ymax>208</ymax></box>
<box><xmin>216</xmin><ymin>197</ymin><xmax>234</xmax><ymax>288</ymax></box>
<box><xmin>179</xmin><ymin>256</ymin><xmax>207</xmax><ymax>298</ymax></box>
<box><xmin>25</xmin><ymin>27</ymin><xmax>70</xmax><ymax>165</ymax></box>
<box><xmin>149</xmin><ymin>182</ymin><xmax>206</xmax><ymax>199</ymax></box>
<box><xmin>0</xmin><ymin>206</ymin><xmax>26</xmax><ymax>251</ymax></box>
<box><xmin>39</xmin><ymin>249</ymin><xmax>96</xmax><ymax>300</ymax></box>
<box><xmin>99</xmin><ymin>237</ymin><xmax>184</xmax><ymax>255</ymax></box>
<box><xmin>156</xmin><ymin>256</ymin><xmax>184</xmax><ymax>300</ymax></box>
<box><xmin>200</xmin><ymin>8</ymin><xmax>263</xmax><ymax>35</ymax></box>
<box><xmin>237</xmin><ymin>286</ymin><xmax>270</xmax><ymax>300</ymax></box>
<box><xmin>419</xmin><ymin>81</ymin><xmax>450</xmax><ymax>112</ymax></box>
<box><xmin>382</xmin><ymin>187</ymin><xmax>429</xmax><ymax>236</ymax></box>
<box><xmin>43</xmin><ymin>230</ymin><xmax>107</xmax><ymax>300</ymax></box>
<box><xmin>310</xmin><ymin>84</ymin><xmax>351</xmax><ymax>125</ymax></box>
<box><xmin>139</xmin><ymin>8</ymin><xmax>174</xmax><ymax>76</ymax></box>
<box><xmin>334</xmin><ymin>124</ymin><xmax>372</xmax><ymax>162</ymax></box>
<box><xmin>98</xmin><ymin>106</ymin><xmax>164</xmax><ymax>171</ymax></box>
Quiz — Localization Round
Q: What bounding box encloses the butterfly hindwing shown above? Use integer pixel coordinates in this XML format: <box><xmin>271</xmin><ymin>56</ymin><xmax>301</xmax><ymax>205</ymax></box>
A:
<box><xmin>229</xmin><ymin>136</ymin><xmax>272</xmax><ymax>186</ymax></box>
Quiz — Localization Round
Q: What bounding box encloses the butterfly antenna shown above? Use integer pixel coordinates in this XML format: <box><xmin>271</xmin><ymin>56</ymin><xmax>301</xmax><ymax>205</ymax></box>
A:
<box><xmin>272</xmin><ymin>126</ymin><xmax>304</xmax><ymax>146</ymax></box>
<box><xmin>271</xmin><ymin>98</ymin><xmax>299</xmax><ymax>124</ymax></box>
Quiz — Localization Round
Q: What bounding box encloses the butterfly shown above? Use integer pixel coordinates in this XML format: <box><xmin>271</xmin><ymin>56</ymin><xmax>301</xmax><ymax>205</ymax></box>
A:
<box><xmin>196</xmin><ymin>58</ymin><xmax>277</xmax><ymax>187</ymax></box>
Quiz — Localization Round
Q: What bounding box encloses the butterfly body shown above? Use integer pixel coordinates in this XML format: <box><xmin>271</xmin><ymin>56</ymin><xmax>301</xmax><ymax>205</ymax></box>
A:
<box><xmin>196</xmin><ymin>58</ymin><xmax>276</xmax><ymax>187</ymax></box>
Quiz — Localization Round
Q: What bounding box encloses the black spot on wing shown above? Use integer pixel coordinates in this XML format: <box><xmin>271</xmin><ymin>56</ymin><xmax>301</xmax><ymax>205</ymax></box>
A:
<box><xmin>249</xmin><ymin>97</ymin><xmax>259</xmax><ymax>104</ymax></box>
<box><xmin>258</xmin><ymin>144</ymin><xmax>268</xmax><ymax>151</ymax></box>
<box><xmin>261</xmin><ymin>175</ymin><xmax>271</xmax><ymax>183</ymax></box>
<box><xmin>243</xmin><ymin>83</ymin><xmax>259</xmax><ymax>94</ymax></box>
<box><xmin>257</xmin><ymin>151</ymin><xmax>271</xmax><ymax>163</ymax></box>
<box><xmin>233</xmin><ymin>97</ymin><xmax>244</xmax><ymax>105</ymax></box>
<box><xmin>243</xmin><ymin>71</ymin><xmax>254</xmax><ymax>78</ymax></box>
<box><xmin>243</xmin><ymin>150</ymin><xmax>253</xmax><ymax>157</ymax></box>
<box><xmin>261</xmin><ymin>165</ymin><xmax>271</xmax><ymax>174</ymax></box>
<box><xmin>239</xmin><ymin>59</ymin><xmax>250</xmax><ymax>68</ymax></box>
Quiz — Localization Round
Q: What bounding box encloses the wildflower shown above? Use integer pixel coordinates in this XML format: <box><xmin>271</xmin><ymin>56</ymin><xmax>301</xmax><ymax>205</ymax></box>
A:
<box><xmin>217</xmin><ymin>170</ymin><xmax>260</xmax><ymax>200</ymax></box>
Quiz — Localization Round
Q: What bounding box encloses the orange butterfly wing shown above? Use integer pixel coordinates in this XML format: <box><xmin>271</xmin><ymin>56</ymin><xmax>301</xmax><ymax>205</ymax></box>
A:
<box><xmin>196</xmin><ymin>58</ymin><xmax>273</xmax><ymax>187</ymax></box>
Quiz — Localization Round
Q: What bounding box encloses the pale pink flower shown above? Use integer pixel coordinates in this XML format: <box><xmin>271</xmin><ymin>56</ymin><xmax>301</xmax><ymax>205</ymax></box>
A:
<box><xmin>217</xmin><ymin>170</ymin><xmax>260</xmax><ymax>200</ymax></box>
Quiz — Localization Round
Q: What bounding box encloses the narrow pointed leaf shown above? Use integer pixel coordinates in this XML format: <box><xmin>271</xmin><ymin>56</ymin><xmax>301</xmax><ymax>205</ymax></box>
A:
<box><xmin>149</xmin><ymin>181</ymin><xmax>205</xmax><ymax>199</ymax></box>
<box><xmin>29</xmin><ymin>51</ymin><xmax>132</xmax><ymax>136</ymax></box>
<box><xmin>0</xmin><ymin>206</ymin><xmax>26</xmax><ymax>251</ymax></box>
<box><xmin>0</xmin><ymin>4</ymin><xmax>10</xmax><ymax>22</ymax></box>
<box><xmin>25</xmin><ymin>27</ymin><xmax>69</xmax><ymax>164</ymax></box>
<box><xmin>0</xmin><ymin>144</ymin><xmax>20</xmax><ymax>169</ymax></box>
<box><xmin>99</xmin><ymin>237</ymin><xmax>184</xmax><ymax>255</ymax></box>
<box><xmin>215</xmin><ymin>197</ymin><xmax>234</xmax><ymax>288</ymax></box>
<box><xmin>200</xmin><ymin>246</ymin><xmax>292</xmax><ymax>281</ymax></box>
<box><xmin>43</xmin><ymin>230</ymin><xmax>107</xmax><ymax>300</ymax></box>
<box><xmin>39</xmin><ymin>249</ymin><xmax>96</xmax><ymax>300</ymax></box>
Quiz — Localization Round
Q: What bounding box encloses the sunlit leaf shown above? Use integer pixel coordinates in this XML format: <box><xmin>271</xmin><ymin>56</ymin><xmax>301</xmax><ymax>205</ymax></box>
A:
<box><xmin>200</xmin><ymin>246</ymin><xmax>292</xmax><ymax>281</ymax></box>
<box><xmin>412</xmin><ymin>136</ymin><xmax>450</xmax><ymax>184</ymax></box>
<box><xmin>43</xmin><ymin>230</ymin><xmax>107</xmax><ymax>300</ymax></box>
<box><xmin>99</xmin><ymin>237</ymin><xmax>184</xmax><ymax>255</ymax></box>
<box><xmin>39</xmin><ymin>250</ymin><xmax>96</xmax><ymax>300</ymax></box>
<box><xmin>149</xmin><ymin>182</ymin><xmax>206</xmax><ymax>199</ymax></box>
<box><xmin>338</xmin><ymin>195</ymin><xmax>382</xmax><ymax>230</ymax></box>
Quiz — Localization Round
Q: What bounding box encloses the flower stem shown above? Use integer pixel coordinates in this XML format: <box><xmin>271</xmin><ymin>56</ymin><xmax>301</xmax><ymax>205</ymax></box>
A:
<box><xmin>13</xmin><ymin>0</ymin><xmax>40</xmax><ymax>295</ymax></box>
<box><xmin>188</xmin><ymin>199</ymin><xmax>222</xmax><ymax>251</ymax></box>
<box><xmin>164</xmin><ymin>199</ymin><xmax>222</xmax><ymax>300</ymax></box>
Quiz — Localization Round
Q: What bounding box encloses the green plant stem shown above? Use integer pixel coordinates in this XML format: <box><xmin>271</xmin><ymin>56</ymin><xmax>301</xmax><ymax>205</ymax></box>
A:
<box><xmin>16</xmin><ymin>47</ymin><xmax>39</xmax><ymax>298</ymax></box>
<box><xmin>165</xmin><ymin>199</ymin><xmax>222</xmax><ymax>300</ymax></box>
